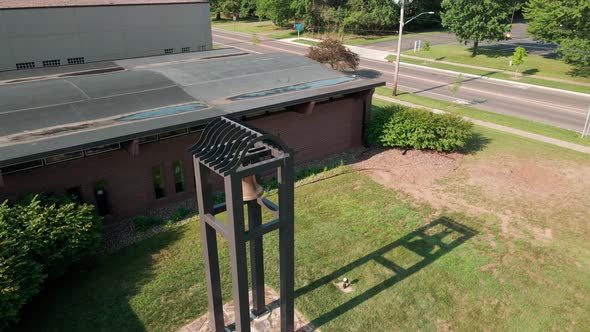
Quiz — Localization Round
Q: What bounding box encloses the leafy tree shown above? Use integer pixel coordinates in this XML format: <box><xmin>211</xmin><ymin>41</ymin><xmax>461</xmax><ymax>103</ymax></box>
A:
<box><xmin>440</xmin><ymin>0</ymin><xmax>513</xmax><ymax>56</ymax></box>
<box><xmin>524</xmin><ymin>0</ymin><xmax>590</xmax><ymax>74</ymax></box>
<box><xmin>0</xmin><ymin>195</ymin><xmax>102</xmax><ymax>329</ymax></box>
<box><xmin>255</xmin><ymin>0</ymin><xmax>294</xmax><ymax>26</ymax></box>
<box><xmin>306</xmin><ymin>38</ymin><xmax>360</xmax><ymax>71</ymax></box>
<box><xmin>511</xmin><ymin>46</ymin><xmax>527</xmax><ymax>78</ymax></box>
<box><xmin>448</xmin><ymin>73</ymin><xmax>463</xmax><ymax>97</ymax></box>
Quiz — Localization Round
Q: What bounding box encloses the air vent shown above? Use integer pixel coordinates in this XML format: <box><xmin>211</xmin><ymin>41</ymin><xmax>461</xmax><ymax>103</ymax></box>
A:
<box><xmin>67</xmin><ymin>57</ymin><xmax>85</xmax><ymax>65</ymax></box>
<box><xmin>42</xmin><ymin>59</ymin><xmax>61</xmax><ymax>67</ymax></box>
<box><xmin>16</xmin><ymin>62</ymin><xmax>35</xmax><ymax>70</ymax></box>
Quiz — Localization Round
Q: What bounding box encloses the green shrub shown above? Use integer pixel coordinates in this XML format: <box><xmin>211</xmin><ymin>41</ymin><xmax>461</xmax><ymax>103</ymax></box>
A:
<box><xmin>0</xmin><ymin>195</ymin><xmax>101</xmax><ymax>330</ymax></box>
<box><xmin>133</xmin><ymin>215</ymin><xmax>164</xmax><ymax>232</ymax></box>
<box><xmin>170</xmin><ymin>207</ymin><xmax>190</xmax><ymax>223</ymax></box>
<box><xmin>369</xmin><ymin>105</ymin><xmax>473</xmax><ymax>152</ymax></box>
<box><xmin>423</xmin><ymin>39</ymin><xmax>431</xmax><ymax>51</ymax></box>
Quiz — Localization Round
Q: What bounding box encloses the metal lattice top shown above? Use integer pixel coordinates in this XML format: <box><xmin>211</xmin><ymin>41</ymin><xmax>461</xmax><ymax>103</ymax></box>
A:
<box><xmin>189</xmin><ymin>117</ymin><xmax>291</xmax><ymax>176</ymax></box>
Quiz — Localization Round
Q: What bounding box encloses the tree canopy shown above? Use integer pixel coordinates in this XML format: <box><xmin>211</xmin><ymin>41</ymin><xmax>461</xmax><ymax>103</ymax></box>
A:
<box><xmin>212</xmin><ymin>0</ymin><xmax>441</xmax><ymax>33</ymax></box>
<box><xmin>524</xmin><ymin>0</ymin><xmax>590</xmax><ymax>74</ymax></box>
<box><xmin>440</xmin><ymin>0</ymin><xmax>513</xmax><ymax>56</ymax></box>
<box><xmin>306</xmin><ymin>38</ymin><xmax>360</xmax><ymax>70</ymax></box>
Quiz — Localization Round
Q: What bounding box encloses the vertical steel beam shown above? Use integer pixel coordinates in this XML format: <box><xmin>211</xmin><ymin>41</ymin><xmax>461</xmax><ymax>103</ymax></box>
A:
<box><xmin>248</xmin><ymin>201</ymin><xmax>266</xmax><ymax>315</ymax></box>
<box><xmin>225</xmin><ymin>176</ymin><xmax>251</xmax><ymax>332</ymax></box>
<box><xmin>278</xmin><ymin>158</ymin><xmax>295</xmax><ymax>332</ymax></box>
<box><xmin>194</xmin><ymin>158</ymin><xmax>225</xmax><ymax>331</ymax></box>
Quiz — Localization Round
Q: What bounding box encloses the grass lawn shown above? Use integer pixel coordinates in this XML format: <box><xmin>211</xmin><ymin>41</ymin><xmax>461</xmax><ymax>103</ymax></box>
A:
<box><xmin>384</xmin><ymin>55</ymin><xmax>590</xmax><ymax>95</ymax></box>
<box><xmin>211</xmin><ymin>18</ymin><xmax>287</xmax><ymax>35</ymax></box>
<box><xmin>404</xmin><ymin>44</ymin><xmax>590</xmax><ymax>84</ymax></box>
<box><xmin>11</xmin><ymin>114</ymin><xmax>590</xmax><ymax>331</ymax></box>
<box><xmin>292</xmin><ymin>39</ymin><xmax>319</xmax><ymax>46</ymax></box>
<box><xmin>373</xmin><ymin>86</ymin><xmax>590</xmax><ymax>148</ymax></box>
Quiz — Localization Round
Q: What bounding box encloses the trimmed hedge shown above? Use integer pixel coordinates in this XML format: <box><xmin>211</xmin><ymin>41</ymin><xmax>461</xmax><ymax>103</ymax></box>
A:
<box><xmin>368</xmin><ymin>104</ymin><xmax>473</xmax><ymax>152</ymax></box>
<box><xmin>0</xmin><ymin>195</ymin><xmax>101</xmax><ymax>330</ymax></box>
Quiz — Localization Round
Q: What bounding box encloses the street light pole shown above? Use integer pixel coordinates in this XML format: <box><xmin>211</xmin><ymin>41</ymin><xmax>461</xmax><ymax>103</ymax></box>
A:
<box><xmin>391</xmin><ymin>5</ymin><xmax>435</xmax><ymax>96</ymax></box>
<box><xmin>392</xmin><ymin>0</ymin><xmax>405</xmax><ymax>96</ymax></box>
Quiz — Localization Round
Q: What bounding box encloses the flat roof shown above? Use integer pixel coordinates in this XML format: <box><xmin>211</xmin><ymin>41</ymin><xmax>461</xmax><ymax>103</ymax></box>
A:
<box><xmin>0</xmin><ymin>49</ymin><xmax>384</xmax><ymax>168</ymax></box>
<box><xmin>0</xmin><ymin>0</ymin><xmax>206</xmax><ymax>9</ymax></box>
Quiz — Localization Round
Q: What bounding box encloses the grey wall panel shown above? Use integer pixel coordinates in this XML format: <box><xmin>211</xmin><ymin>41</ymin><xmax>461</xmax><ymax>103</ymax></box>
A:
<box><xmin>0</xmin><ymin>3</ymin><xmax>212</xmax><ymax>71</ymax></box>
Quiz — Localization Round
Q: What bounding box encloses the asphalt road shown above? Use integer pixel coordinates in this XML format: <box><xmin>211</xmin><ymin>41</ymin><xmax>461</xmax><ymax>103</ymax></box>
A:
<box><xmin>213</xmin><ymin>29</ymin><xmax>590</xmax><ymax>132</ymax></box>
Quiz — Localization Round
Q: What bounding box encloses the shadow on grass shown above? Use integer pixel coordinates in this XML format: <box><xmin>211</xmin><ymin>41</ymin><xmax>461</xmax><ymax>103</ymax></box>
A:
<box><xmin>460</xmin><ymin>132</ymin><xmax>492</xmax><ymax>154</ymax></box>
<box><xmin>296</xmin><ymin>217</ymin><xmax>476</xmax><ymax>328</ymax></box>
<box><xmin>522</xmin><ymin>68</ymin><xmax>540</xmax><ymax>76</ymax></box>
<box><xmin>9</xmin><ymin>227</ymin><xmax>185</xmax><ymax>332</ymax></box>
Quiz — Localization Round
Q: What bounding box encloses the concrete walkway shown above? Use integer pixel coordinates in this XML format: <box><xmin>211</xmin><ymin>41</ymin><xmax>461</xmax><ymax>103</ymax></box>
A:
<box><xmin>373</xmin><ymin>94</ymin><xmax>590</xmax><ymax>155</ymax></box>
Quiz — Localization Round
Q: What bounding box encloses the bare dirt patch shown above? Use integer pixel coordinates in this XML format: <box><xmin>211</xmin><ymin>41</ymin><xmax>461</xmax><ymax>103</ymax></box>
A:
<box><xmin>353</xmin><ymin>148</ymin><xmax>462</xmax><ymax>201</ymax></box>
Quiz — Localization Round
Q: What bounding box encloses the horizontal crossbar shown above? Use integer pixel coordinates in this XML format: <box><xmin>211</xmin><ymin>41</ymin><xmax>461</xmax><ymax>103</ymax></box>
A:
<box><xmin>245</xmin><ymin>218</ymin><xmax>282</xmax><ymax>241</ymax></box>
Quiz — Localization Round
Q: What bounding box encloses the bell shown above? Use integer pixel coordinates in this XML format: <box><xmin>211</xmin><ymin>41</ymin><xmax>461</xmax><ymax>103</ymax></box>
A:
<box><xmin>242</xmin><ymin>175</ymin><xmax>264</xmax><ymax>201</ymax></box>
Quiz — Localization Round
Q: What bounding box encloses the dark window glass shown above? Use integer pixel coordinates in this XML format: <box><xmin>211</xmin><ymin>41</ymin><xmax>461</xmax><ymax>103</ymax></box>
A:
<box><xmin>159</xmin><ymin>129</ymin><xmax>188</xmax><ymax>140</ymax></box>
<box><xmin>138</xmin><ymin>134</ymin><xmax>158</xmax><ymax>144</ymax></box>
<box><xmin>85</xmin><ymin>143</ymin><xmax>120</xmax><ymax>156</ymax></box>
<box><xmin>66</xmin><ymin>186</ymin><xmax>84</xmax><ymax>203</ymax></box>
<box><xmin>94</xmin><ymin>181</ymin><xmax>111</xmax><ymax>216</ymax></box>
<box><xmin>152</xmin><ymin>165</ymin><xmax>166</xmax><ymax>199</ymax></box>
<box><xmin>1</xmin><ymin>159</ymin><xmax>44</xmax><ymax>174</ymax></box>
<box><xmin>45</xmin><ymin>151</ymin><xmax>84</xmax><ymax>164</ymax></box>
<box><xmin>173</xmin><ymin>160</ymin><xmax>185</xmax><ymax>193</ymax></box>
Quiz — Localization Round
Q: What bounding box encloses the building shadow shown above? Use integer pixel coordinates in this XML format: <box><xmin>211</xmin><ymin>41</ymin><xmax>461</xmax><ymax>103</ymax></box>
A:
<box><xmin>9</xmin><ymin>226</ymin><xmax>185</xmax><ymax>332</ymax></box>
<box><xmin>295</xmin><ymin>217</ymin><xmax>476</xmax><ymax>328</ymax></box>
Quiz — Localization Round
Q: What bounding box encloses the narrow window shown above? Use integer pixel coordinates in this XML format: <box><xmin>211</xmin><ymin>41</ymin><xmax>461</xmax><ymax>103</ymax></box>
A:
<box><xmin>66</xmin><ymin>186</ymin><xmax>84</xmax><ymax>204</ymax></box>
<box><xmin>172</xmin><ymin>160</ymin><xmax>185</xmax><ymax>193</ymax></box>
<box><xmin>164</xmin><ymin>48</ymin><xmax>174</xmax><ymax>55</ymax></box>
<box><xmin>152</xmin><ymin>165</ymin><xmax>166</xmax><ymax>199</ymax></box>
<box><xmin>94</xmin><ymin>181</ymin><xmax>111</xmax><ymax>216</ymax></box>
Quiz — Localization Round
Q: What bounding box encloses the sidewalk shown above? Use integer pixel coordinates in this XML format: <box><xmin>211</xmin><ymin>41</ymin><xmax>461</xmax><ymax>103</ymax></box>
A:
<box><xmin>373</xmin><ymin>94</ymin><xmax>590</xmax><ymax>155</ymax></box>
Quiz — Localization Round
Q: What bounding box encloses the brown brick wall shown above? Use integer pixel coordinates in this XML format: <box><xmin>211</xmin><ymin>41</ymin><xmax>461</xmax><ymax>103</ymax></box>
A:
<box><xmin>0</xmin><ymin>96</ymin><xmax>366</xmax><ymax>222</ymax></box>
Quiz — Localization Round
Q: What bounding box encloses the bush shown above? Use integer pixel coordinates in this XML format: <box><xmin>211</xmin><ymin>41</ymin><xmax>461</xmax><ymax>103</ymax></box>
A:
<box><xmin>368</xmin><ymin>105</ymin><xmax>473</xmax><ymax>152</ymax></box>
<box><xmin>423</xmin><ymin>40</ymin><xmax>431</xmax><ymax>51</ymax></box>
<box><xmin>133</xmin><ymin>215</ymin><xmax>164</xmax><ymax>232</ymax></box>
<box><xmin>0</xmin><ymin>195</ymin><xmax>101</xmax><ymax>330</ymax></box>
<box><xmin>170</xmin><ymin>207</ymin><xmax>190</xmax><ymax>223</ymax></box>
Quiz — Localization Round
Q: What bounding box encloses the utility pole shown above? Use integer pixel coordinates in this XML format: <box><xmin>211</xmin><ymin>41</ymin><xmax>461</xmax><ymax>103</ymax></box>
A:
<box><xmin>391</xmin><ymin>1</ymin><xmax>435</xmax><ymax>96</ymax></box>
<box><xmin>392</xmin><ymin>0</ymin><xmax>405</xmax><ymax>96</ymax></box>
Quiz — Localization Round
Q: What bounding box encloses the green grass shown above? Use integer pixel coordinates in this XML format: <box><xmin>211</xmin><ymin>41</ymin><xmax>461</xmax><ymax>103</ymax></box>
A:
<box><xmin>404</xmin><ymin>44</ymin><xmax>590</xmax><ymax>82</ymax></box>
<box><xmin>384</xmin><ymin>54</ymin><xmax>590</xmax><ymax>95</ymax></box>
<box><xmin>373</xmin><ymin>86</ymin><xmax>590</xmax><ymax>148</ymax></box>
<box><xmin>12</xmin><ymin>154</ymin><xmax>589</xmax><ymax>331</ymax></box>
<box><xmin>211</xmin><ymin>18</ymin><xmax>288</xmax><ymax>35</ymax></box>
<box><xmin>292</xmin><ymin>39</ymin><xmax>319</xmax><ymax>46</ymax></box>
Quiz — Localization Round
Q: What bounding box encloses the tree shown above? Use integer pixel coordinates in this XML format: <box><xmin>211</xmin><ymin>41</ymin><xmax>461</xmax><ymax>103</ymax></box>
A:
<box><xmin>524</xmin><ymin>0</ymin><xmax>590</xmax><ymax>75</ymax></box>
<box><xmin>306</xmin><ymin>38</ymin><xmax>360</xmax><ymax>71</ymax></box>
<box><xmin>511</xmin><ymin>46</ymin><xmax>527</xmax><ymax>78</ymax></box>
<box><xmin>255</xmin><ymin>0</ymin><xmax>294</xmax><ymax>27</ymax></box>
<box><xmin>440</xmin><ymin>0</ymin><xmax>513</xmax><ymax>56</ymax></box>
<box><xmin>448</xmin><ymin>73</ymin><xmax>463</xmax><ymax>98</ymax></box>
